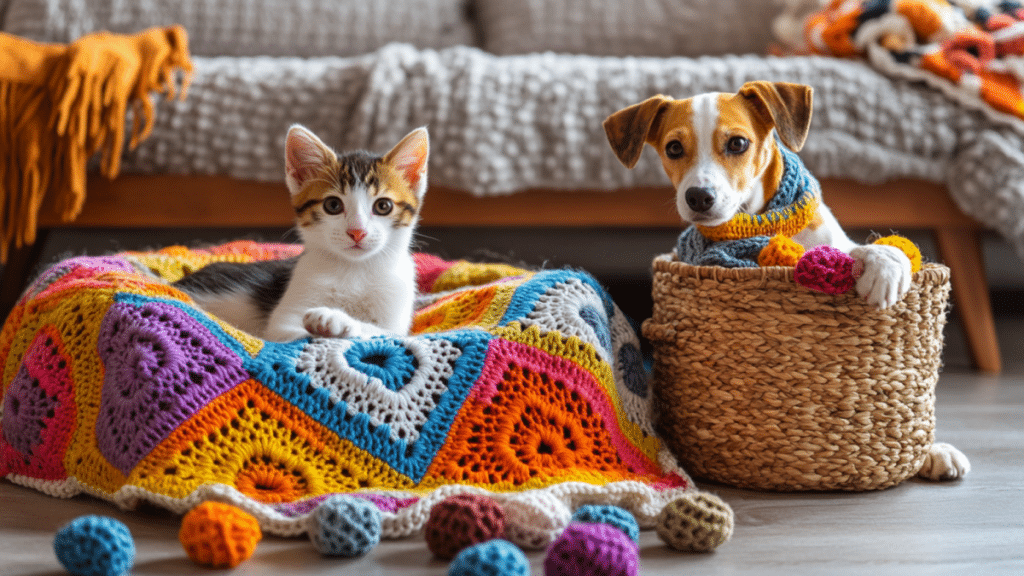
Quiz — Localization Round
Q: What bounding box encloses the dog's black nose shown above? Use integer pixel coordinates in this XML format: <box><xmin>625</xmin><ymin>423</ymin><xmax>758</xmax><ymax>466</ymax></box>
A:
<box><xmin>685</xmin><ymin>187</ymin><xmax>715</xmax><ymax>213</ymax></box>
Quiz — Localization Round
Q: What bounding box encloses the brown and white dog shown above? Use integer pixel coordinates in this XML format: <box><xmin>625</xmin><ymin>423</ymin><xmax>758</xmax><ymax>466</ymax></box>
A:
<box><xmin>603</xmin><ymin>81</ymin><xmax>911</xmax><ymax>309</ymax></box>
<box><xmin>603</xmin><ymin>81</ymin><xmax>970</xmax><ymax>480</ymax></box>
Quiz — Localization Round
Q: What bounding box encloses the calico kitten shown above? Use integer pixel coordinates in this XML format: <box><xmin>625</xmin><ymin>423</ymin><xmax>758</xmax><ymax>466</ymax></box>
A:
<box><xmin>173</xmin><ymin>125</ymin><xmax>429</xmax><ymax>342</ymax></box>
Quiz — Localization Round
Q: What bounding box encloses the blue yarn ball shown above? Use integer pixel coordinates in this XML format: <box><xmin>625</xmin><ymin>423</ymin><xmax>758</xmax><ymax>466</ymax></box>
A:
<box><xmin>572</xmin><ymin>505</ymin><xmax>640</xmax><ymax>543</ymax></box>
<box><xmin>53</xmin><ymin>515</ymin><xmax>135</xmax><ymax>576</ymax></box>
<box><xmin>448</xmin><ymin>539</ymin><xmax>529</xmax><ymax>576</ymax></box>
<box><xmin>308</xmin><ymin>495</ymin><xmax>382</xmax><ymax>557</ymax></box>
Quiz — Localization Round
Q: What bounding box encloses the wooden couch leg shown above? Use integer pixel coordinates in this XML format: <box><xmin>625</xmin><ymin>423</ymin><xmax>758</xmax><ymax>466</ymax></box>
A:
<box><xmin>933</xmin><ymin>227</ymin><xmax>1001</xmax><ymax>373</ymax></box>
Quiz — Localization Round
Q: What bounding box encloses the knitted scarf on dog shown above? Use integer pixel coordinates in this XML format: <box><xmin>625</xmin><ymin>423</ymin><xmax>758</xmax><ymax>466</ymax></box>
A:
<box><xmin>675</xmin><ymin>143</ymin><xmax>820</xmax><ymax>268</ymax></box>
<box><xmin>0</xmin><ymin>27</ymin><xmax>192</xmax><ymax>263</ymax></box>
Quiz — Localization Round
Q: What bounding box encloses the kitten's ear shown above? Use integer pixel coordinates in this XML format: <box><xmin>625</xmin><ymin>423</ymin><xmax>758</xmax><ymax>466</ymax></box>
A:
<box><xmin>285</xmin><ymin>125</ymin><xmax>336</xmax><ymax>196</ymax></box>
<box><xmin>384</xmin><ymin>127</ymin><xmax>430</xmax><ymax>199</ymax></box>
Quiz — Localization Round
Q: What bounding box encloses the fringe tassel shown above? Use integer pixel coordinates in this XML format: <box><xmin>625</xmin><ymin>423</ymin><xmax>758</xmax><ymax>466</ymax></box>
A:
<box><xmin>0</xmin><ymin>26</ymin><xmax>192</xmax><ymax>263</ymax></box>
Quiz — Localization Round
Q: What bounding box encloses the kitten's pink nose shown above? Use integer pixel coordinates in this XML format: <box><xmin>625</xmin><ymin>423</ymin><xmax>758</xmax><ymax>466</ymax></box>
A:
<box><xmin>347</xmin><ymin>229</ymin><xmax>367</xmax><ymax>243</ymax></box>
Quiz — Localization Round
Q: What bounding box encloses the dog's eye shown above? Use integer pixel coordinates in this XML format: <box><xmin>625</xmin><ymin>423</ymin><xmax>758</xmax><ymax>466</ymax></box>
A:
<box><xmin>726</xmin><ymin>136</ymin><xmax>749</xmax><ymax>154</ymax></box>
<box><xmin>373</xmin><ymin>198</ymin><xmax>394</xmax><ymax>216</ymax></box>
<box><xmin>665</xmin><ymin>140</ymin><xmax>685</xmax><ymax>159</ymax></box>
<box><xmin>322</xmin><ymin>197</ymin><xmax>344</xmax><ymax>215</ymax></box>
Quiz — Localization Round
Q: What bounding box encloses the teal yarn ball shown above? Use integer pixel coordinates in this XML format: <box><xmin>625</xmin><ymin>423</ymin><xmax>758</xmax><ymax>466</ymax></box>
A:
<box><xmin>53</xmin><ymin>515</ymin><xmax>135</xmax><ymax>576</ymax></box>
<box><xmin>448</xmin><ymin>539</ymin><xmax>530</xmax><ymax>576</ymax></box>
<box><xmin>308</xmin><ymin>495</ymin><xmax>382</xmax><ymax>556</ymax></box>
<box><xmin>571</xmin><ymin>505</ymin><xmax>640</xmax><ymax>543</ymax></box>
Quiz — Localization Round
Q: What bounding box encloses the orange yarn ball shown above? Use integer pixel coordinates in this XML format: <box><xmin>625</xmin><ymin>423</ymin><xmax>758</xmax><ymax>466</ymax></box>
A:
<box><xmin>179</xmin><ymin>502</ymin><xmax>262</xmax><ymax>568</ymax></box>
<box><xmin>873</xmin><ymin>235</ymin><xmax>922</xmax><ymax>273</ymax></box>
<box><xmin>757</xmin><ymin>234</ymin><xmax>805</xmax><ymax>267</ymax></box>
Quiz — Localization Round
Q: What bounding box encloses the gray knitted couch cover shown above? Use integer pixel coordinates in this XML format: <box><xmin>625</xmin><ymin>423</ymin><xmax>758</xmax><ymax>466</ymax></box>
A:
<box><xmin>122</xmin><ymin>44</ymin><xmax>1024</xmax><ymax>260</ymax></box>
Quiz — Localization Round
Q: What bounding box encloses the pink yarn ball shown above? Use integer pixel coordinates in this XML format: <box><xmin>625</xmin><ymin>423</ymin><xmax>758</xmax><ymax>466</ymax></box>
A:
<box><xmin>794</xmin><ymin>246</ymin><xmax>858</xmax><ymax>295</ymax></box>
<box><xmin>544</xmin><ymin>522</ymin><xmax>639</xmax><ymax>576</ymax></box>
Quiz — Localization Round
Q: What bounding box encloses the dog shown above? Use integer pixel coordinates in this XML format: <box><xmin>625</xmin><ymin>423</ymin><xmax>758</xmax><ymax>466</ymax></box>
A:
<box><xmin>603</xmin><ymin>80</ymin><xmax>912</xmax><ymax>308</ymax></box>
<box><xmin>603</xmin><ymin>80</ymin><xmax>971</xmax><ymax>481</ymax></box>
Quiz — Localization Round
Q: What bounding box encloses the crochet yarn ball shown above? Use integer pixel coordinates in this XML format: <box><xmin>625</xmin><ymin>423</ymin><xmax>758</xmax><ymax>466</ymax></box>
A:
<box><xmin>53</xmin><ymin>515</ymin><xmax>135</xmax><ymax>576</ymax></box>
<box><xmin>179</xmin><ymin>501</ymin><xmax>262</xmax><ymax>568</ymax></box>
<box><xmin>543</xmin><ymin>522</ymin><xmax>639</xmax><ymax>576</ymax></box>
<box><xmin>308</xmin><ymin>495</ymin><xmax>382</xmax><ymax>557</ymax></box>
<box><xmin>571</xmin><ymin>505</ymin><xmax>640</xmax><ymax>543</ymax></box>
<box><xmin>793</xmin><ymin>245</ymin><xmax>858</xmax><ymax>295</ymax></box>
<box><xmin>448</xmin><ymin>539</ymin><xmax>530</xmax><ymax>576</ymax></box>
<box><xmin>425</xmin><ymin>493</ymin><xmax>506</xmax><ymax>560</ymax></box>
<box><xmin>873</xmin><ymin>234</ymin><xmax>922</xmax><ymax>273</ymax></box>
<box><xmin>656</xmin><ymin>493</ymin><xmax>734</xmax><ymax>553</ymax></box>
<box><xmin>757</xmin><ymin>234</ymin><xmax>805</xmax><ymax>267</ymax></box>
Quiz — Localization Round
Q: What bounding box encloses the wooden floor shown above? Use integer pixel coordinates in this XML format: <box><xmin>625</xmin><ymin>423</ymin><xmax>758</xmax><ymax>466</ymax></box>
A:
<box><xmin>2</xmin><ymin>323</ymin><xmax>1022</xmax><ymax>575</ymax></box>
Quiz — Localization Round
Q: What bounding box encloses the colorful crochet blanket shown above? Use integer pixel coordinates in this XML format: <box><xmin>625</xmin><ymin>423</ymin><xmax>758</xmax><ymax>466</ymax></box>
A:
<box><xmin>792</xmin><ymin>0</ymin><xmax>1024</xmax><ymax>125</ymax></box>
<box><xmin>0</xmin><ymin>241</ymin><xmax>695</xmax><ymax>541</ymax></box>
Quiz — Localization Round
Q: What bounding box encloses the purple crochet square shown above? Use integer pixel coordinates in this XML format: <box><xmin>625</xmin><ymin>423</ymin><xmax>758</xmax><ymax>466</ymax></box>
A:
<box><xmin>95</xmin><ymin>300</ymin><xmax>248</xmax><ymax>475</ymax></box>
<box><xmin>2</xmin><ymin>365</ymin><xmax>57</xmax><ymax>456</ymax></box>
<box><xmin>351</xmin><ymin>494</ymin><xmax>419</xmax><ymax>514</ymax></box>
<box><xmin>27</xmin><ymin>256</ymin><xmax>137</xmax><ymax>297</ymax></box>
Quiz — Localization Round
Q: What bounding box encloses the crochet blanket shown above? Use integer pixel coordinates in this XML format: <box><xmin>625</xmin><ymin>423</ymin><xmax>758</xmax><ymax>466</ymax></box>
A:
<box><xmin>0</xmin><ymin>241</ymin><xmax>694</xmax><ymax>540</ymax></box>
<box><xmin>110</xmin><ymin>44</ymin><xmax>1024</xmax><ymax>262</ymax></box>
<box><xmin>793</xmin><ymin>0</ymin><xmax>1024</xmax><ymax>126</ymax></box>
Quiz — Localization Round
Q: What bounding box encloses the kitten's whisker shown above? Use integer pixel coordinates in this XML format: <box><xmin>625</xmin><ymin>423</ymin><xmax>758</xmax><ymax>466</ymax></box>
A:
<box><xmin>279</xmin><ymin>227</ymin><xmax>301</xmax><ymax>243</ymax></box>
<box><xmin>413</xmin><ymin>231</ymin><xmax>439</xmax><ymax>243</ymax></box>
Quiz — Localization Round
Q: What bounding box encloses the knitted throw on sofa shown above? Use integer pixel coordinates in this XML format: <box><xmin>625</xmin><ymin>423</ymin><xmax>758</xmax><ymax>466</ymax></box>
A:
<box><xmin>0</xmin><ymin>241</ymin><xmax>696</xmax><ymax>540</ymax></box>
<box><xmin>0</xmin><ymin>26</ymin><xmax>192</xmax><ymax>263</ymax></box>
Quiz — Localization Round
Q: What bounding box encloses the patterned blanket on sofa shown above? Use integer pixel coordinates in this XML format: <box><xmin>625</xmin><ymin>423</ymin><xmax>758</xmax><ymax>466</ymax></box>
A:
<box><xmin>796</xmin><ymin>0</ymin><xmax>1024</xmax><ymax>126</ymax></box>
<box><xmin>0</xmin><ymin>241</ymin><xmax>694</xmax><ymax>541</ymax></box>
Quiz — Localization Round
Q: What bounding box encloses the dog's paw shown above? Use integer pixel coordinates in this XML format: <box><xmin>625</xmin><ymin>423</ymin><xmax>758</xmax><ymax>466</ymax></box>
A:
<box><xmin>917</xmin><ymin>442</ymin><xmax>971</xmax><ymax>481</ymax></box>
<box><xmin>303</xmin><ymin>307</ymin><xmax>363</xmax><ymax>338</ymax></box>
<box><xmin>850</xmin><ymin>244</ymin><xmax>912</xmax><ymax>308</ymax></box>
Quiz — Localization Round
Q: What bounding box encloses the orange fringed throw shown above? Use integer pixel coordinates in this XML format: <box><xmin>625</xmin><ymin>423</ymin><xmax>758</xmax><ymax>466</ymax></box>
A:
<box><xmin>0</xmin><ymin>26</ymin><xmax>192</xmax><ymax>262</ymax></box>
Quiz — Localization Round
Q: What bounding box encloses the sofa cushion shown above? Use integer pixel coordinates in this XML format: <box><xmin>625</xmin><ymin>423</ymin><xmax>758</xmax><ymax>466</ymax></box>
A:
<box><xmin>2</xmin><ymin>0</ymin><xmax>476</xmax><ymax>56</ymax></box>
<box><xmin>476</xmin><ymin>0</ymin><xmax>786</xmax><ymax>56</ymax></box>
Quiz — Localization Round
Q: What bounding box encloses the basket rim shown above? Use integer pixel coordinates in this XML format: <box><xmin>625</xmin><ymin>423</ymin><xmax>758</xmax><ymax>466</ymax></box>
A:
<box><xmin>651</xmin><ymin>252</ymin><xmax>950</xmax><ymax>284</ymax></box>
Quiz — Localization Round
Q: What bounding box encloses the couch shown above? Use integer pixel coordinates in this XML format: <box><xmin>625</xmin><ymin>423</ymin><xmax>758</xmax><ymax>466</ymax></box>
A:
<box><xmin>0</xmin><ymin>0</ymin><xmax>1014</xmax><ymax>372</ymax></box>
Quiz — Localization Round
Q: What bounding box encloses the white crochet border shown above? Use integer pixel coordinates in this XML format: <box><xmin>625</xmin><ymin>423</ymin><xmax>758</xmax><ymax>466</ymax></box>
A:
<box><xmin>3</xmin><ymin>448</ymin><xmax>696</xmax><ymax>544</ymax></box>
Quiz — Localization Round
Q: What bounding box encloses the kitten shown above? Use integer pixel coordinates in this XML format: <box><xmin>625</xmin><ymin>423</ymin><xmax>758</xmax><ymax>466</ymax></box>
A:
<box><xmin>173</xmin><ymin>125</ymin><xmax>429</xmax><ymax>342</ymax></box>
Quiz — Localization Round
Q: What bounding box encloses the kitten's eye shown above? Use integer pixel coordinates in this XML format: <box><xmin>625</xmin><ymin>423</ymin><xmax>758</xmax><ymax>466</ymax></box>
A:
<box><xmin>726</xmin><ymin>136</ymin><xmax>749</xmax><ymax>154</ymax></box>
<box><xmin>665</xmin><ymin>140</ymin><xmax>684</xmax><ymax>159</ymax></box>
<box><xmin>322</xmin><ymin>197</ymin><xmax>343</xmax><ymax>215</ymax></box>
<box><xmin>373</xmin><ymin>198</ymin><xmax>394</xmax><ymax>216</ymax></box>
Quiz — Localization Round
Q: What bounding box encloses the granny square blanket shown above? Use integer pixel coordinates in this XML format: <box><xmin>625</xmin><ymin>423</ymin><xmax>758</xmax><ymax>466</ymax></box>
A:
<box><xmin>0</xmin><ymin>241</ymin><xmax>694</xmax><ymax>541</ymax></box>
<box><xmin>799</xmin><ymin>0</ymin><xmax>1024</xmax><ymax>125</ymax></box>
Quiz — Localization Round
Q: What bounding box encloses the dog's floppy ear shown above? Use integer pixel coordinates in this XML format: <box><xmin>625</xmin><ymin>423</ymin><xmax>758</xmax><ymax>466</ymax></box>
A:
<box><xmin>738</xmin><ymin>81</ymin><xmax>813</xmax><ymax>152</ymax></box>
<box><xmin>603</xmin><ymin>95</ymin><xmax>672</xmax><ymax>169</ymax></box>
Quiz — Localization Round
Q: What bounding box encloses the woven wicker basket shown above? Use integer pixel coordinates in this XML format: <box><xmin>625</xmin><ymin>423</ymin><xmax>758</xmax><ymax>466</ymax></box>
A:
<box><xmin>643</xmin><ymin>253</ymin><xmax>951</xmax><ymax>491</ymax></box>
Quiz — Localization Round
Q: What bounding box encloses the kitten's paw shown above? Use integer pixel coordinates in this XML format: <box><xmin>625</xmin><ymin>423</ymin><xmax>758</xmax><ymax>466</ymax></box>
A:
<box><xmin>303</xmin><ymin>307</ymin><xmax>363</xmax><ymax>338</ymax></box>
<box><xmin>917</xmin><ymin>442</ymin><xmax>971</xmax><ymax>481</ymax></box>
<box><xmin>850</xmin><ymin>244</ymin><xmax>912</xmax><ymax>308</ymax></box>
